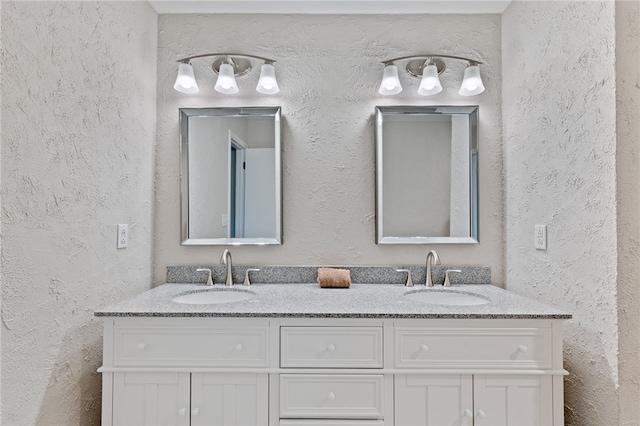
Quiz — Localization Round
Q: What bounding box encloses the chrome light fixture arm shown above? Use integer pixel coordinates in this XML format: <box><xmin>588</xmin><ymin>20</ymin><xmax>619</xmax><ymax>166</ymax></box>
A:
<box><xmin>176</xmin><ymin>52</ymin><xmax>276</xmax><ymax>65</ymax></box>
<box><xmin>381</xmin><ymin>53</ymin><xmax>482</xmax><ymax>67</ymax></box>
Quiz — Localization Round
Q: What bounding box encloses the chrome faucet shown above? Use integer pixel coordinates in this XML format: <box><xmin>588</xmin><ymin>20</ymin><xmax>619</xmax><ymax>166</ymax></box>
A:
<box><xmin>425</xmin><ymin>250</ymin><xmax>441</xmax><ymax>287</ymax></box>
<box><xmin>220</xmin><ymin>249</ymin><xmax>233</xmax><ymax>286</ymax></box>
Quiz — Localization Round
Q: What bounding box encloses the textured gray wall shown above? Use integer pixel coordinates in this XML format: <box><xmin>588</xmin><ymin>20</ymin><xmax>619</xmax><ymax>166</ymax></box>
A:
<box><xmin>502</xmin><ymin>1</ymin><xmax>633</xmax><ymax>424</ymax></box>
<box><xmin>3</xmin><ymin>4</ymin><xmax>635</xmax><ymax>425</ymax></box>
<box><xmin>1</xmin><ymin>1</ymin><xmax>157</xmax><ymax>424</ymax></box>
<box><xmin>154</xmin><ymin>14</ymin><xmax>503</xmax><ymax>284</ymax></box>
<box><xmin>615</xmin><ymin>0</ymin><xmax>640</xmax><ymax>423</ymax></box>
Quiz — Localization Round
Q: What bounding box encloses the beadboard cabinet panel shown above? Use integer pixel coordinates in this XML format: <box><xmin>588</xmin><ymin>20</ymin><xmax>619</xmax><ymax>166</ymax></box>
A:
<box><xmin>395</xmin><ymin>374</ymin><xmax>473</xmax><ymax>426</ymax></box>
<box><xmin>191</xmin><ymin>373</ymin><xmax>269</xmax><ymax>426</ymax></box>
<box><xmin>112</xmin><ymin>372</ymin><xmax>190</xmax><ymax>426</ymax></box>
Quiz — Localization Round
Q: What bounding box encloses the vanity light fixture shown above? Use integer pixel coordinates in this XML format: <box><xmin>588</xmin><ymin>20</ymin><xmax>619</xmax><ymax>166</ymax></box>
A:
<box><xmin>379</xmin><ymin>54</ymin><xmax>485</xmax><ymax>97</ymax></box>
<box><xmin>378</xmin><ymin>64</ymin><xmax>403</xmax><ymax>95</ymax></box>
<box><xmin>173</xmin><ymin>53</ymin><xmax>279</xmax><ymax>95</ymax></box>
<box><xmin>174</xmin><ymin>62</ymin><xmax>199</xmax><ymax>93</ymax></box>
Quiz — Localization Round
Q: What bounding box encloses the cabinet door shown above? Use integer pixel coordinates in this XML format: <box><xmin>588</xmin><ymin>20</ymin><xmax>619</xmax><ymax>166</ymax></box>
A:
<box><xmin>473</xmin><ymin>375</ymin><xmax>553</xmax><ymax>426</ymax></box>
<box><xmin>191</xmin><ymin>373</ymin><xmax>269</xmax><ymax>426</ymax></box>
<box><xmin>112</xmin><ymin>372</ymin><xmax>190</xmax><ymax>426</ymax></box>
<box><xmin>395</xmin><ymin>374</ymin><xmax>473</xmax><ymax>426</ymax></box>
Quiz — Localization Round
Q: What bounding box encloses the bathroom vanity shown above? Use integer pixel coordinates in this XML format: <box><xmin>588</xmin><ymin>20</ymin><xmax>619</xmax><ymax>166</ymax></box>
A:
<box><xmin>96</xmin><ymin>283</ymin><xmax>570</xmax><ymax>425</ymax></box>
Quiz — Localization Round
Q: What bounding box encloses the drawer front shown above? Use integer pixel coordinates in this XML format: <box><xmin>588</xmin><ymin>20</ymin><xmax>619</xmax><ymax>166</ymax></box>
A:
<box><xmin>280</xmin><ymin>421</ymin><xmax>384</xmax><ymax>426</ymax></box>
<box><xmin>114</xmin><ymin>325</ymin><xmax>268</xmax><ymax>367</ymax></box>
<box><xmin>395</xmin><ymin>327</ymin><xmax>552</xmax><ymax>369</ymax></box>
<box><xmin>281</xmin><ymin>327</ymin><xmax>383</xmax><ymax>368</ymax></box>
<box><xmin>280</xmin><ymin>374</ymin><xmax>384</xmax><ymax>419</ymax></box>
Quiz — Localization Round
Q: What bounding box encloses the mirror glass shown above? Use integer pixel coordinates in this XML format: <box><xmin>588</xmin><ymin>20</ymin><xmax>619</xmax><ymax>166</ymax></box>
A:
<box><xmin>180</xmin><ymin>107</ymin><xmax>282</xmax><ymax>245</ymax></box>
<box><xmin>375</xmin><ymin>106</ymin><xmax>478</xmax><ymax>244</ymax></box>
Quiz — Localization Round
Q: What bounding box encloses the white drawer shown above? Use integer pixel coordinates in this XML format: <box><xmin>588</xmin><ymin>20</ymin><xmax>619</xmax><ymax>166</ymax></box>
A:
<box><xmin>281</xmin><ymin>327</ymin><xmax>383</xmax><ymax>368</ymax></box>
<box><xmin>280</xmin><ymin>374</ymin><xmax>384</xmax><ymax>419</ymax></box>
<box><xmin>395</xmin><ymin>327</ymin><xmax>552</xmax><ymax>369</ymax></box>
<box><xmin>113</xmin><ymin>323</ymin><xmax>269</xmax><ymax>367</ymax></box>
<box><xmin>280</xmin><ymin>421</ymin><xmax>384</xmax><ymax>426</ymax></box>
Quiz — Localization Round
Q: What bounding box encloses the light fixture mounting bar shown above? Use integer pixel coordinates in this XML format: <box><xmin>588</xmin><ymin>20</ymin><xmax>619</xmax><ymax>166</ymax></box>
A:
<box><xmin>406</xmin><ymin>58</ymin><xmax>447</xmax><ymax>77</ymax></box>
<box><xmin>381</xmin><ymin>54</ymin><xmax>482</xmax><ymax>66</ymax></box>
<box><xmin>176</xmin><ymin>53</ymin><xmax>276</xmax><ymax>64</ymax></box>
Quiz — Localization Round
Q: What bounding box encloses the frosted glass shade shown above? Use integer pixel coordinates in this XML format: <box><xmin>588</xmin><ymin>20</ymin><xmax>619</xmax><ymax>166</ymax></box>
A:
<box><xmin>417</xmin><ymin>64</ymin><xmax>442</xmax><ymax>96</ymax></box>
<box><xmin>378</xmin><ymin>64</ymin><xmax>402</xmax><ymax>95</ymax></box>
<box><xmin>256</xmin><ymin>64</ymin><xmax>280</xmax><ymax>94</ymax></box>
<box><xmin>173</xmin><ymin>63</ymin><xmax>199</xmax><ymax>94</ymax></box>
<box><xmin>458</xmin><ymin>65</ymin><xmax>485</xmax><ymax>96</ymax></box>
<box><xmin>214</xmin><ymin>63</ymin><xmax>239</xmax><ymax>94</ymax></box>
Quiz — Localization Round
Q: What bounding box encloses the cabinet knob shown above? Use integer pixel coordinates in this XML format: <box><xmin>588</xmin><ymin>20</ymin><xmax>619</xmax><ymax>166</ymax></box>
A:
<box><xmin>476</xmin><ymin>409</ymin><xmax>487</xmax><ymax>418</ymax></box>
<box><xmin>137</xmin><ymin>343</ymin><xmax>146</xmax><ymax>350</ymax></box>
<box><xmin>328</xmin><ymin>392</ymin><xmax>335</xmax><ymax>401</ymax></box>
<box><xmin>421</xmin><ymin>344</ymin><xmax>429</xmax><ymax>352</ymax></box>
<box><xmin>178</xmin><ymin>407</ymin><xmax>187</xmax><ymax>416</ymax></box>
<box><xmin>463</xmin><ymin>409</ymin><xmax>473</xmax><ymax>418</ymax></box>
<box><xmin>192</xmin><ymin>408</ymin><xmax>200</xmax><ymax>416</ymax></box>
<box><xmin>235</xmin><ymin>343</ymin><xmax>243</xmax><ymax>351</ymax></box>
<box><xmin>327</xmin><ymin>344</ymin><xmax>336</xmax><ymax>352</ymax></box>
<box><xmin>518</xmin><ymin>345</ymin><xmax>528</xmax><ymax>353</ymax></box>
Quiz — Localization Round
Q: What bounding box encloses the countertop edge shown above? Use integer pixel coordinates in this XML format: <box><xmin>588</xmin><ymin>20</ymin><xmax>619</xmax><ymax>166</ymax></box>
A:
<box><xmin>94</xmin><ymin>283</ymin><xmax>572</xmax><ymax>320</ymax></box>
<box><xmin>94</xmin><ymin>312</ymin><xmax>572</xmax><ymax>319</ymax></box>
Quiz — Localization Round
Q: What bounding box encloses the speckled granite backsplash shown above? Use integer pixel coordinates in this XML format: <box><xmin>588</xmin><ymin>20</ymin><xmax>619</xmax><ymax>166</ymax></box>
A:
<box><xmin>167</xmin><ymin>265</ymin><xmax>491</xmax><ymax>286</ymax></box>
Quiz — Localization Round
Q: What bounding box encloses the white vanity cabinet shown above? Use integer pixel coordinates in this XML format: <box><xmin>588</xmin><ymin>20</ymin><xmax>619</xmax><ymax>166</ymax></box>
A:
<box><xmin>102</xmin><ymin>318</ymin><xmax>270</xmax><ymax>425</ymax></box>
<box><xmin>393</xmin><ymin>321</ymin><xmax>560</xmax><ymax>425</ymax></box>
<box><xmin>111</xmin><ymin>372</ymin><xmax>268</xmax><ymax>425</ymax></box>
<box><xmin>190</xmin><ymin>373</ymin><xmax>269</xmax><ymax>425</ymax></box>
<box><xmin>112</xmin><ymin>372</ymin><xmax>190</xmax><ymax>426</ymax></box>
<box><xmin>100</xmin><ymin>317</ymin><xmax>566</xmax><ymax>426</ymax></box>
<box><xmin>395</xmin><ymin>374</ymin><xmax>553</xmax><ymax>425</ymax></box>
<box><xmin>472</xmin><ymin>374</ymin><xmax>553</xmax><ymax>425</ymax></box>
<box><xmin>394</xmin><ymin>374</ymin><xmax>473</xmax><ymax>426</ymax></box>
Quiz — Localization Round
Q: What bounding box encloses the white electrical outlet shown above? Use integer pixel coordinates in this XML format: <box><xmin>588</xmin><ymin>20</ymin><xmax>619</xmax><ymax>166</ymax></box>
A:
<box><xmin>221</xmin><ymin>214</ymin><xmax>229</xmax><ymax>227</ymax></box>
<box><xmin>117</xmin><ymin>224</ymin><xmax>128</xmax><ymax>249</ymax></box>
<box><xmin>535</xmin><ymin>225</ymin><xmax>547</xmax><ymax>250</ymax></box>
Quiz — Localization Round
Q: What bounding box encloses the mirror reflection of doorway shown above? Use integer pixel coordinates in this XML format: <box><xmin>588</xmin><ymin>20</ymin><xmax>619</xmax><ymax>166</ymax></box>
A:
<box><xmin>229</xmin><ymin>132</ymin><xmax>247</xmax><ymax>238</ymax></box>
<box><xmin>228</xmin><ymin>130</ymin><xmax>277</xmax><ymax>239</ymax></box>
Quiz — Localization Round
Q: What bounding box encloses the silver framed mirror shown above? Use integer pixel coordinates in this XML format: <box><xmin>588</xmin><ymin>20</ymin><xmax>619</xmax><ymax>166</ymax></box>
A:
<box><xmin>375</xmin><ymin>106</ymin><xmax>479</xmax><ymax>244</ymax></box>
<box><xmin>180</xmin><ymin>107</ymin><xmax>282</xmax><ymax>245</ymax></box>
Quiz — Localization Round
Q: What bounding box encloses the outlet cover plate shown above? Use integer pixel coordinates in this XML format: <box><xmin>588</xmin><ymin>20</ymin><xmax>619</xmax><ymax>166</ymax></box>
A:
<box><xmin>535</xmin><ymin>225</ymin><xmax>547</xmax><ymax>250</ymax></box>
<box><xmin>117</xmin><ymin>224</ymin><xmax>128</xmax><ymax>249</ymax></box>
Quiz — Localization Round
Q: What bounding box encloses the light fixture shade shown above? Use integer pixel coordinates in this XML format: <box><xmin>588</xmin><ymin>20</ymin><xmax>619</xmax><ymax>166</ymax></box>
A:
<box><xmin>214</xmin><ymin>63</ymin><xmax>239</xmax><ymax>94</ymax></box>
<box><xmin>173</xmin><ymin>63</ymin><xmax>199</xmax><ymax>94</ymax></box>
<box><xmin>417</xmin><ymin>64</ymin><xmax>442</xmax><ymax>96</ymax></box>
<box><xmin>458</xmin><ymin>65</ymin><xmax>485</xmax><ymax>96</ymax></box>
<box><xmin>378</xmin><ymin>64</ymin><xmax>402</xmax><ymax>95</ymax></box>
<box><xmin>256</xmin><ymin>63</ymin><xmax>280</xmax><ymax>94</ymax></box>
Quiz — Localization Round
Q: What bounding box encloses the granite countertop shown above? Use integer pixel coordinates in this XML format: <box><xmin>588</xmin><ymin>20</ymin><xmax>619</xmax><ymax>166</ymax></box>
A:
<box><xmin>95</xmin><ymin>283</ymin><xmax>571</xmax><ymax>319</ymax></box>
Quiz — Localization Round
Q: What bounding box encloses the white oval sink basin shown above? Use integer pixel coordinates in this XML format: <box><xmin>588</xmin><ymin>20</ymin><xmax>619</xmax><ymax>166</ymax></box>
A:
<box><xmin>172</xmin><ymin>289</ymin><xmax>255</xmax><ymax>305</ymax></box>
<box><xmin>405</xmin><ymin>290</ymin><xmax>489</xmax><ymax>306</ymax></box>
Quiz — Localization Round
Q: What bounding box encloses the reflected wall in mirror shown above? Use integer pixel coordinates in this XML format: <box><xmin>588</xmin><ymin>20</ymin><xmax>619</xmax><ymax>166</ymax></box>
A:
<box><xmin>375</xmin><ymin>106</ymin><xmax>478</xmax><ymax>244</ymax></box>
<box><xmin>180</xmin><ymin>107</ymin><xmax>282</xmax><ymax>245</ymax></box>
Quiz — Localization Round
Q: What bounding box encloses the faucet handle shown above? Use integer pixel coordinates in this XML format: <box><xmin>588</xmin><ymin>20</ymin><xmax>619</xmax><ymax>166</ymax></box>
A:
<box><xmin>243</xmin><ymin>269</ymin><xmax>260</xmax><ymax>286</ymax></box>
<box><xmin>196</xmin><ymin>268</ymin><xmax>213</xmax><ymax>286</ymax></box>
<box><xmin>444</xmin><ymin>269</ymin><xmax>462</xmax><ymax>287</ymax></box>
<box><xmin>396</xmin><ymin>269</ymin><xmax>413</xmax><ymax>287</ymax></box>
